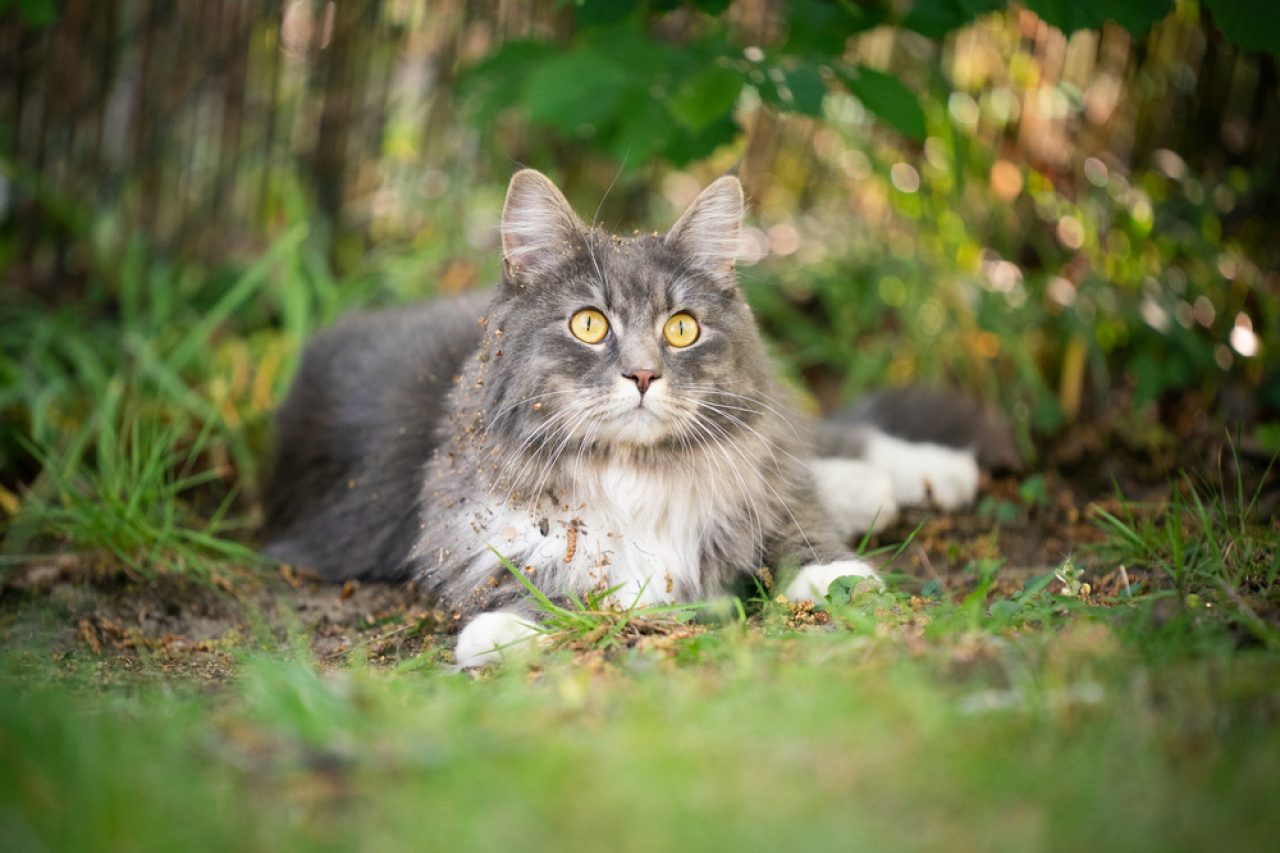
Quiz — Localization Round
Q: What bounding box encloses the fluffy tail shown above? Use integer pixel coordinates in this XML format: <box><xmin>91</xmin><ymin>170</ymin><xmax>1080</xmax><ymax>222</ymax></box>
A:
<box><xmin>815</xmin><ymin>386</ymin><xmax>1021</xmax><ymax>472</ymax></box>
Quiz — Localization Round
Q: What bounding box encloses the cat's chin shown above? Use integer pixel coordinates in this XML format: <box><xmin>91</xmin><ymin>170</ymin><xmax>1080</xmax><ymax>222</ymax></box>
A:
<box><xmin>599</xmin><ymin>407</ymin><xmax>674</xmax><ymax>446</ymax></box>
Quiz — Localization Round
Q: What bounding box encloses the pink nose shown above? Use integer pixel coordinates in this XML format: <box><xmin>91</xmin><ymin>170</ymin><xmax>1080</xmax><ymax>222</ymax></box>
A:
<box><xmin>625</xmin><ymin>370</ymin><xmax>659</xmax><ymax>394</ymax></box>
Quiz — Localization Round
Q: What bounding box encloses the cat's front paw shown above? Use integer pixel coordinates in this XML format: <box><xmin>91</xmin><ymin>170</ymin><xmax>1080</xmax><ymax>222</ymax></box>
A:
<box><xmin>783</xmin><ymin>559</ymin><xmax>880</xmax><ymax>601</ymax></box>
<box><xmin>864</xmin><ymin>432</ymin><xmax>979</xmax><ymax>510</ymax></box>
<box><xmin>453</xmin><ymin>610</ymin><xmax>542</xmax><ymax>669</ymax></box>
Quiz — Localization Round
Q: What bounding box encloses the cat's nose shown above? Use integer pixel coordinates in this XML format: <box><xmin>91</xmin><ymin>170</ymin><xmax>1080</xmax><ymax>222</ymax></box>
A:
<box><xmin>624</xmin><ymin>370</ymin><xmax>659</xmax><ymax>395</ymax></box>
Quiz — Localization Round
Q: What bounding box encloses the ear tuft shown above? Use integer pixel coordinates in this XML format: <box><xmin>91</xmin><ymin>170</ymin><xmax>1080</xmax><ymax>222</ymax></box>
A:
<box><xmin>501</xmin><ymin>170</ymin><xmax>583</xmax><ymax>279</ymax></box>
<box><xmin>664</xmin><ymin>175</ymin><xmax>744</xmax><ymax>274</ymax></box>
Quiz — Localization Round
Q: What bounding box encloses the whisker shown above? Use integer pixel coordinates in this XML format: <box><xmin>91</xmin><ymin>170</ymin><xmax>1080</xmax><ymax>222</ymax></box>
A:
<box><xmin>698</xmin><ymin>403</ymin><xmax>808</xmax><ymax>470</ymax></box>
<box><xmin>483</xmin><ymin>389</ymin><xmax>582</xmax><ymax>436</ymax></box>
<box><xmin>528</xmin><ymin>406</ymin><xmax>597</xmax><ymax>507</ymax></box>
<box><xmin>695</xmin><ymin>412</ymin><xmax>817</xmax><ymax>563</ymax></box>
<box><xmin>683</xmin><ymin>385</ymin><xmax>801</xmax><ymax>435</ymax></box>
<box><xmin>492</xmin><ymin>403</ymin><xmax>585</xmax><ymax>502</ymax></box>
<box><xmin>682</xmin><ymin>415</ymin><xmax>765</xmax><ymax>554</ymax></box>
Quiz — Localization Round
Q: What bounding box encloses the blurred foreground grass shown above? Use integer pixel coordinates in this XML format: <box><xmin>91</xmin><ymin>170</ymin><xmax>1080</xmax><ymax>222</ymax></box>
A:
<box><xmin>4</xmin><ymin>594</ymin><xmax>1279</xmax><ymax>852</ymax></box>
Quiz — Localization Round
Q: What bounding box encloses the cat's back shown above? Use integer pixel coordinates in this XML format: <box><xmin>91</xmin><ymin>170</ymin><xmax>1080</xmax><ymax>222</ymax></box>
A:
<box><xmin>263</xmin><ymin>290</ymin><xmax>490</xmax><ymax>579</ymax></box>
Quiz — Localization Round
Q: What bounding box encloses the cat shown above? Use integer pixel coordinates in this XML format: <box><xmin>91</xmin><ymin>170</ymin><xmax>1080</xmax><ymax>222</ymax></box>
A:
<box><xmin>263</xmin><ymin>169</ymin><xmax>984</xmax><ymax>667</ymax></box>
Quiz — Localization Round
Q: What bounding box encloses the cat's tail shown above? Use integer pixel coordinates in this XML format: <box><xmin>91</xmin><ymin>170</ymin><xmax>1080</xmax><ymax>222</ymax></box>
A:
<box><xmin>816</xmin><ymin>386</ymin><xmax>1021</xmax><ymax>472</ymax></box>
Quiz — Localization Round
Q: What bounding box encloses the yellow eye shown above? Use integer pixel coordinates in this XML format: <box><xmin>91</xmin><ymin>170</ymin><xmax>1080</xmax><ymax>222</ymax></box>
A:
<box><xmin>570</xmin><ymin>308</ymin><xmax>609</xmax><ymax>344</ymax></box>
<box><xmin>663</xmin><ymin>312</ymin><xmax>699</xmax><ymax>348</ymax></box>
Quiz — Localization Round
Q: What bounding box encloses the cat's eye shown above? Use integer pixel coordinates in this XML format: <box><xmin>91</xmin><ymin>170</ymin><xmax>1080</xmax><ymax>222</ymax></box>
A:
<box><xmin>570</xmin><ymin>308</ymin><xmax>609</xmax><ymax>344</ymax></box>
<box><xmin>663</xmin><ymin>312</ymin><xmax>699</xmax><ymax>348</ymax></box>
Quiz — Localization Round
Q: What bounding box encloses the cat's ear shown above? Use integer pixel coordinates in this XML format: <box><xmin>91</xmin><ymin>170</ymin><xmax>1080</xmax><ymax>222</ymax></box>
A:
<box><xmin>501</xmin><ymin>169</ymin><xmax>584</xmax><ymax>281</ymax></box>
<box><xmin>664</xmin><ymin>175</ymin><xmax>744</xmax><ymax>276</ymax></box>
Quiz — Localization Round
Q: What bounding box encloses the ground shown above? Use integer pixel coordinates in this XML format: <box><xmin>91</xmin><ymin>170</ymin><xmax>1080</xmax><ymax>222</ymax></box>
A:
<box><xmin>1</xmin><ymin>417</ymin><xmax>1277</xmax><ymax>852</ymax></box>
<box><xmin>0</xmin><ymin>472</ymin><xmax>1172</xmax><ymax>680</ymax></box>
<box><xmin>5</xmin><ymin>421</ymin><xmax>1274</xmax><ymax>679</ymax></box>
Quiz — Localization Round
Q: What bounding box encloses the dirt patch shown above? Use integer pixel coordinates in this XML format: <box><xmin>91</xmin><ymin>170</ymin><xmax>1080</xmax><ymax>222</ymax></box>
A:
<box><xmin>0</xmin><ymin>559</ymin><xmax>450</xmax><ymax>683</ymax></box>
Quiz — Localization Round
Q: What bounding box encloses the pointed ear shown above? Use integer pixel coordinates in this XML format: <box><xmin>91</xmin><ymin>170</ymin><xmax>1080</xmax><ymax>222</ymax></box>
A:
<box><xmin>501</xmin><ymin>169</ymin><xmax>583</xmax><ymax>280</ymax></box>
<box><xmin>664</xmin><ymin>175</ymin><xmax>744</xmax><ymax>275</ymax></box>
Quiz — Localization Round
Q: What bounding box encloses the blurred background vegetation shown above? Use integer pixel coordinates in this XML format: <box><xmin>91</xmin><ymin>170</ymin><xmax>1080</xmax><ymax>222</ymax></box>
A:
<box><xmin>1</xmin><ymin>0</ymin><xmax>1278</xmax><ymax>566</ymax></box>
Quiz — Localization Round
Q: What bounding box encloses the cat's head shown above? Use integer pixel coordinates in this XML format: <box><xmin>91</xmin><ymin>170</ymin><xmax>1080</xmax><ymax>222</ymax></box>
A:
<box><xmin>483</xmin><ymin>169</ymin><xmax>778</xmax><ymax>460</ymax></box>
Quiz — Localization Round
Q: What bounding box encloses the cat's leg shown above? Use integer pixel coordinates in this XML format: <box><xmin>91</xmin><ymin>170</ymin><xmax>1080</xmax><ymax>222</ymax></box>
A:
<box><xmin>453</xmin><ymin>610</ymin><xmax>543</xmax><ymax>669</ymax></box>
<box><xmin>807</xmin><ymin>457</ymin><xmax>899</xmax><ymax>538</ymax></box>
<box><xmin>765</xmin><ymin>485</ymin><xmax>882</xmax><ymax>602</ymax></box>
<box><xmin>861</xmin><ymin>430</ymin><xmax>979</xmax><ymax>510</ymax></box>
<box><xmin>783</xmin><ymin>559</ymin><xmax>880</xmax><ymax>601</ymax></box>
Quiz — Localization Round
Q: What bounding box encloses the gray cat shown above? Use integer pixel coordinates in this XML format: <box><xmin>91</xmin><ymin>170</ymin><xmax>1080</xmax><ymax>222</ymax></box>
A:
<box><xmin>263</xmin><ymin>170</ymin><xmax>983</xmax><ymax>666</ymax></box>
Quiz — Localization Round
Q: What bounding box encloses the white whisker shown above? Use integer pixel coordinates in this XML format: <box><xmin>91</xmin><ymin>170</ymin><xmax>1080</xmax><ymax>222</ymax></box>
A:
<box><xmin>695</xmin><ymin>411</ymin><xmax>817</xmax><ymax>562</ymax></box>
<box><xmin>483</xmin><ymin>388</ymin><xmax>582</xmax><ymax>436</ymax></box>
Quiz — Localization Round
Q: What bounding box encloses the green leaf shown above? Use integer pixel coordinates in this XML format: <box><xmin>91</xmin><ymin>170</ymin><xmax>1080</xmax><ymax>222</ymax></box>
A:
<box><xmin>670</xmin><ymin>65</ymin><xmax>744</xmax><ymax>132</ymax></box>
<box><xmin>988</xmin><ymin>598</ymin><xmax>1023</xmax><ymax>620</ymax></box>
<box><xmin>660</xmin><ymin>114</ymin><xmax>740</xmax><ymax>166</ymax></box>
<box><xmin>581</xmin><ymin>18</ymin><xmax>685</xmax><ymax>70</ymax></box>
<box><xmin>1205</xmin><ymin>0</ymin><xmax>1280</xmax><ymax>55</ymax></box>
<box><xmin>1022</xmin><ymin>0</ymin><xmax>1170</xmax><ymax>36</ymax></box>
<box><xmin>978</xmin><ymin>495</ymin><xmax>1021</xmax><ymax>524</ymax></box>
<box><xmin>1101</xmin><ymin>0</ymin><xmax>1174</xmax><ymax>35</ymax></box>
<box><xmin>786</xmin><ymin>64</ymin><xmax>828</xmax><ymax>116</ymax></box>
<box><xmin>458</xmin><ymin>40</ymin><xmax>558</xmax><ymax>125</ymax></box>
<box><xmin>690</xmin><ymin>0</ymin><xmax>732</xmax><ymax>14</ymax></box>
<box><xmin>784</xmin><ymin>0</ymin><xmax>886</xmax><ymax>55</ymax></box>
<box><xmin>902</xmin><ymin>0</ymin><xmax>1173</xmax><ymax>40</ymax></box>
<box><xmin>1019</xmin><ymin>572</ymin><xmax>1060</xmax><ymax>599</ymax></box>
<box><xmin>574</xmin><ymin>0</ymin><xmax>638</xmax><ymax>28</ymax></box>
<box><xmin>759</xmin><ymin>63</ymin><xmax>829</xmax><ymax>117</ymax></box>
<box><xmin>826</xmin><ymin>574</ymin><xmax>879</xmax><ymax>602</ymax></box>
<box><xmin>901</xmin><ymin>0</ymin><xmax>1004</xmax><ymax>39</ymax></box>
<box><xmin>608</xmin><ymin>89</ymin><xmax>678</xmax><ymax>164</ymax></box>
<box><xmin>841</xmin><ymin>65</ymin><xmax>926</xmax><ymax>140</ymax></box>
<box><xmin>6</xmin><ymin>0</ymin><xmax>57</xmax><ymax>26</ymax></box>
<box><xmin>523</xmin><ymin>50</ymin><xmax>632</xmax><ymax>132</ymax></box>
<box><xmin>1020</xmin><ymin>0</ymin><xmax>1108</xmax><ymax>33</ymax></box>
<box><xmin>1018</xmin><ymin>473</ymin><xmax>1051</xmax><ymax>508</ymax></box>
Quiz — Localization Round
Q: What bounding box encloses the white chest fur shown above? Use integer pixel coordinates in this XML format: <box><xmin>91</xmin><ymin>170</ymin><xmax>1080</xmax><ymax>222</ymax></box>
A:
<box><xmin>469</xmin><ymin>458</ymin><xmax>722</xmax><ymax>607</ymax></box>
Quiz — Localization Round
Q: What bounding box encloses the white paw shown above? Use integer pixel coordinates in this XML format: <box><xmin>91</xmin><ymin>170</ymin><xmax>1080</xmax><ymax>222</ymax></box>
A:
<box><xmin>453</xmin><ymin>610</ymin><xmax>542</xmax><ymax>669</ymax></box>
<box><xmin>808</xmin><ymin>457</ymin><xmax>900</xmax><ymax>538</ymax></box>
<box><xmin>783</xmin><ymin>559</ymin><xmax>880</xmax><ymax>601</ymax></box>
<box><xmin>864</xmin><ymin>431</ymin><xmax>979</xmax><ymax>510</ymax></box>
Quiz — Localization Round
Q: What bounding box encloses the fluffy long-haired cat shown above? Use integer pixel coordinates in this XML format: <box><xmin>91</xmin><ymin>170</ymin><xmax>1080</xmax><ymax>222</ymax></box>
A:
<box><xmin>264</xmin><ymin>170</ymin><xmax>984</xmax><ymax>666</ymax></box>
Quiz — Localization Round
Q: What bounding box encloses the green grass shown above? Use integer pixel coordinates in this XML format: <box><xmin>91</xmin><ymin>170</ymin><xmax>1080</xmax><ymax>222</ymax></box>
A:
<box><xmin>3</xmin><ymin>598</ymin><xmax>1279</xmax><ymax>852</ymax></box>
<box><xmin>9</xmin><ymin>386</ymin><xmax>262</xmax><ymax>580</ymax></box>
<box><xmin>1088</xmin><ymin>462</ymin><xmax>1280</xmax><ymax>649</ymax></box>
<box><xmin>4</xmin><ymin>493</ymin><xmax>1277</xmax><ymax>851</ymax></box>
<box><xmin>2</xmin><ymin>224</ymin><xmax>349</xmax><ymax>578</ymax></box>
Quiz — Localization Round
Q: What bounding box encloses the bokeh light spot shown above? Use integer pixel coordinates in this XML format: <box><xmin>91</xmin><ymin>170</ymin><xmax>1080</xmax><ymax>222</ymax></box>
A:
<box><xmin>990</xmin><ymin>159</ymin><xmax>1023</xmax><ymax>200</ymax></box>
<box><xmin>890</xmin><ymin>163</ymin><xmax>920</xmax><ymax>193</ymax></box>
<box><xmin>1230</xmin><ymin>313</ymin><xmax>1259</xmax><ymax>357</ymax></box>
<box><xmin>878</xmin><ymin>276</ymin><xmax>908</xmax><ymax>307</ymax></box>
<box><xmin>1056</xmin><ymin>215</ymin><xmax>1085</xmax><ymax>249</ymax></box>
<box><xmin>767</xmin><ymin>223</ymin><xmax>800</xmax><ymax>256</ymax></box>
<box><xmin>1083</xmin><ymin>157</ymin><xmax>1108</xmax><ymax>187</ymax></box>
